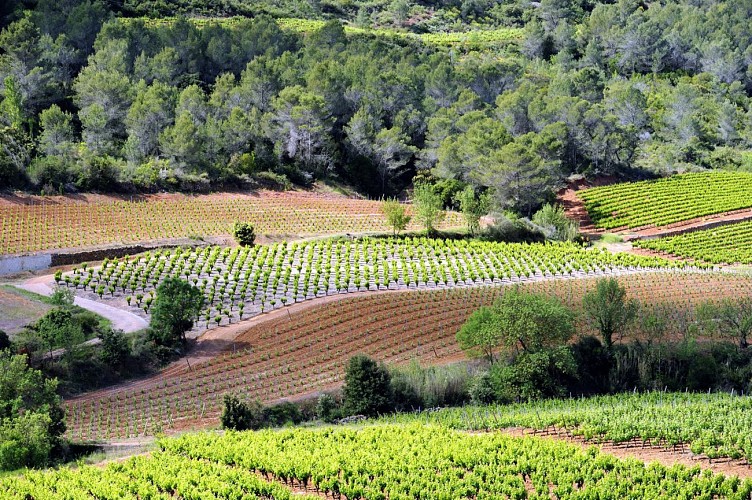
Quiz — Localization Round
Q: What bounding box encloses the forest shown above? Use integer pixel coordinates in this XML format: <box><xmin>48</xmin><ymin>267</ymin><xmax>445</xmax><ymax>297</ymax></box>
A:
<box><xmin>2</xmin><ymin>0</ymin><xmax>752</xmax><ymax>212</ymax></box>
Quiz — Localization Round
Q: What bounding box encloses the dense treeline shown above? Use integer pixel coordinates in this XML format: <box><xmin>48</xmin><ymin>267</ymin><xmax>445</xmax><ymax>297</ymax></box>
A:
<box><xmin>2</xmin><ymin>0</ymin><xmax>752</xmax><ymax>211</ymax></box>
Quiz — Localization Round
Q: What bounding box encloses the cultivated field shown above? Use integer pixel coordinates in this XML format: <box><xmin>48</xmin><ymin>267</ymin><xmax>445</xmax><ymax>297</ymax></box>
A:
<box><xmin>64</xmin><ymin>271</ymin><xmax>752</xmax><ymax>440</ymax></box>
<box><xmin>0</xmin><ymin>192</ymin><xmax>463</xmax><ymax>255</ymax></box>
<box><xmin>5</xmin><ymin>423</ymin><xmax>750</xmax><ymax>498</ymax></box>
<box><xmin>577</xmin><ymin>172</ymin><xmax>752</xmax><ymax>230</ymax></box>
<box><xmin>54</xmin><ymin>238</ymin><xmax>697</xmax><ymax>333</ymax></box>
<box><xmin>634</xmin><ymin>220</ymin><xmax>752</xmax><ymax>264</ymax></box>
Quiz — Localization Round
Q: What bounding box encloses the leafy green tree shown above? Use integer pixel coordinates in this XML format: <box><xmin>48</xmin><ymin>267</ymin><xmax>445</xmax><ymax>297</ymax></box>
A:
<box><xmin>38</xmin><ymin>105</ymin><xmax>75</xmax><ymax>158</ymax></box>
<box><xmin>457</xmin><ymin>289</ymin><xmax>575</xmax><ymax>363</ymax></box>
<box><xmin>148</xmin><ymin>277</ymin><xmax>205</xmax><ymax>348</ymax></box>
<box><xmin>232</xmin><ymin>221</ymin><xmax>256</xmax><ymax>247</ymax></box>
<box><xmin>493</xmin><ymin>289</ymin><xmax>574</xmax><ymax>354</ymax></box>
<box><xmin>582</xmin><ymin>278</ymin><xmax>638</xmax><ymax>352</ymax></box>
<box><xmin>696</xmin><ymin>298</ymin><xmax>752</xmax><ymax>349</ymax></box>
<box><xmin>412</xmin><ymin>183</ymin><xmax>445</xmax><ymax>235</ymax></box>
<box><xmin>343</xmin><ymin>355</ymin><xmax>393</xmax><ymax>417</ymax></box>
<box><xmin>456</xmin><ymin>306</ymin><xmax>502</xmax><ymax>363</ymax></box>
<box><xmin>454</xmin><ymin>185</ymin><xmax>489</xmax><ymax>235</ymax></box>
<box><xmin>0</xmin><ymin>350</ymin><xmax>65</xmax><ymax>470</ymax></box>
<box><xmin>381</xmin><ymin>198</ymin><xmax>411</xmax><ymax>235</ymax></box>
<box><xmin>125</xmin><ymin>81</ymin><xmax>176</xmax><ymax>162</ymax></box>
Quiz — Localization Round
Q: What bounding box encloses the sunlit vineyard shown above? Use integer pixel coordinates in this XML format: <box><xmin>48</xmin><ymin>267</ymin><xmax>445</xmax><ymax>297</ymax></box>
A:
<box><xmin>65</xmin><ymin>271</ymin><xmax>750</xmax><ymax>440</ymax></box>
<box><xmin>578</xmin><ymin>172</ymin><xmax>752</xmax><ymax>230</ymax></box>
<box><xmin>634</xmin><ymin>220</ymin><xmax>752</xmax><ymax>264</ymax></box>
<box><xmin>0</xmin><ymin>192</ymin><xmax>462</xmax><ymax>255</ymax></box>
<box><xmin>128</xmin><ymin>16</ymin><xmax>523</xmax><ymax>48</ymax></box>
<box><xmin>384</xmin><ymin>392</ymin><xmax>752</xmax><ymax>462</ymax></box>
<box><xmin>5</xmin><ymin>424</ymin><xmax>752</xmax><ymax>499</ymax></box>
<box><xmin>56</xmin><ymin>238</ymin><xmax>698</xmax><ymax>332</ymax></box>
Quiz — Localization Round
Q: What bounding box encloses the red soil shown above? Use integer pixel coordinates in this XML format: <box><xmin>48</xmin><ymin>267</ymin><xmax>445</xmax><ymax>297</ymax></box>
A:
<box><xmin>64</xmin><ymin>272</ymin><xmax>752</xmax><ymax>441</ymax></box>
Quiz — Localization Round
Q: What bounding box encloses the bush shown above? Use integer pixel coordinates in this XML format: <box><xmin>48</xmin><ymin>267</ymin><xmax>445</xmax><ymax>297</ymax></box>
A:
<box><xmin>390</xmin><ymin>361</ymin><xmax>473</xmax><ymax>410</ymax></box>
<box><xmin>0</xmin><ymin>351</ymin><xmax>65</xmax><ymax>470</ymax></box>
<box><xmin>316</xmin><ymin>393</ymin><xmax>339</xmax><ymax>423</ymax></box>
<box><xmin>263</xmin><ymin>401</ymin><xmax>303</xmax><ymax>427</ymax></box>
<box><xmin>531</xmin><ymin>203</ymin><xmax>579</xmax><ymax>241</ymax></box>
<box><xmin>343</xmin><ymin>355</ymin><xmax>393</xmax><ymax>417</ymax></box>
<box><xmin>49</xmin><ymin>286</ymin><xmax>75</xmax><ymax>307</ymax></box>
<box><xmin>489</xmin><ymin>346</ymin><xmax>579</xmax><ymax>403</ymax></box>
<box><xmin>232</xmin><ymin>221</ymin><xmax>256</xmax><ymax>247</ymax></box>
<box><xmin>381</xmin><ymin>198</ymin><xmax>411</xmax><ymax>235</ymax></box>
<box><xmin>483</xmin><ymin>212</ymin><xmax>545</xmax><ymax>243</ymax></box>
<box><xmin>220</xmin><ymin>395</ymin><xmax>265</xmax><ymax>431</ymax></box>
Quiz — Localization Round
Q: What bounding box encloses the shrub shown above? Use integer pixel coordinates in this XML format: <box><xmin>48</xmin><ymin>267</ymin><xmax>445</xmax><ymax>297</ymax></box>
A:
<box><xmin>232</xmin><ymin>221</ymin><xmax>256</xmax><ymax>247</ymax></box>
<box><xmin>49</xmin><ymin>286</ymin><xmax>75</xmax><ymax>307</ymax></box>
<box><xmin>343</xmin><ymin>355</ymin><xmax>393</xmax><ymax>417</ymax></box>
<box><xmin>220</xmin><ymin>395</ymin><xmax>265</xmax><ymax>431</ymax></box>
<box><xmin>490</xmin><ymin>346</ymin><xmax>578</xmax><ymax>403</ymax></box>
<box><xmin>315</xmin><ymin>393</ymin><xmax>339</xmax><ymax>423</ymax></box>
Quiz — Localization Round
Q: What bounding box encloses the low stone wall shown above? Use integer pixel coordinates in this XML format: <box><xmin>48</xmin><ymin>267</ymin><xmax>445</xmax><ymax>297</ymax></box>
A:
<box><xmin>0</xmin><ymin>253</ymin><xmax>52</xmax><ymax>275</ymax></box>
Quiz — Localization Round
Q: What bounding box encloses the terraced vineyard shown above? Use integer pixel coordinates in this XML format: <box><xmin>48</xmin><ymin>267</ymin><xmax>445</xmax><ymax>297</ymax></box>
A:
<box><xmin>635</xmin><ymin>220</ymin><xmax>752</xmax><ymax>264</ymax></box>
<box><xmin>390</xmin><ymin>392</ymin><xmax>752</xmax><ymax>462</ymax></box>
<box><xmin>65</xmin><ymin>271</ymin><xmax>752</xmax><ymax>440</ymax></box>
<box><xmin>6</xmin><ymin>424</ymin><xmax>750</xmax><ymax>499</ymax></box>
<box><xmin>56</xmin><ymin>238</ymin><xmax>697</xmax><ymax>332</ymax></box>
<box><xmin>0</xmin><ymin>192</ymin><xmax>462</xmax><ymax>255</ymax></box>
<box><xmin>578</xmin><ymin>172</ymin><xmax>752</xmax><ymax>230</ymax></box>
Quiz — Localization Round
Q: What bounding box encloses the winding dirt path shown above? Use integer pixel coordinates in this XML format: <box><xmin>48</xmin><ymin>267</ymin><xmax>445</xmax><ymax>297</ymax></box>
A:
<box><xmin>18</xmin><ymin>276</ymin><xmax>148</xmax><ymax>333</ymax></box>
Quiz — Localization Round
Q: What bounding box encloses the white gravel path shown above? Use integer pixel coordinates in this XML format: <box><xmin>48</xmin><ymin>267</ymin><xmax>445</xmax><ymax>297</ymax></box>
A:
<box><xmin>19</xmin><ymin>281</ymin><xmax>148</xmax><ymax>333</ymax></box>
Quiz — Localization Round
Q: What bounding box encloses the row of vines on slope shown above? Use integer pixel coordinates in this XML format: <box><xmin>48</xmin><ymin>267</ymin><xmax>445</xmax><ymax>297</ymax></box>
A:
<box><xmin>3</xmin><ymin>424</ymin><xmax>751</xmax><ymax>499</ymax></box>
<box><xmin>578</xmin><ymin>172</ymin><xmax>752</xmax><ymax>230</ymax></box>
<box><xmin>65</xmin><ymin>271</ymin><xmax>752</xmax><ymax>440</ymax></box>
<box><xmin>55</xmin><ymin>238</ymin><xmax>700</xmax><ymax>333</ymax></box>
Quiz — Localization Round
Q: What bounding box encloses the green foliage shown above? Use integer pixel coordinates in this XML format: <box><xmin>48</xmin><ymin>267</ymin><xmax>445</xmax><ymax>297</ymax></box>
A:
<box><xmin>531</xmin><ymin>203</ymin><xmax>579</xmax><ymax>242</ymax></box>
<box><xmin>0</xmin><ymin>350</ymin><xmax>65</xmax><ymax>471</ymax></box>
<box><xmin>220</xmin><ymin>395</ymin><xmax>264</xmax><ymax>431</ymax></box>
<box><xmin>148</xmin><ymin>277</ymin><xmax>205</xmax><ymax>349</ymax></box>
<box><xmin>411</xmin><ymin>183</ymin><xmax>445</xmax><ymax>235</ymax></box>
<box><xmin>315</xmin><ymin>393</ymin><xmax>338</xmax><ymax>423</ymax></box>
<box><xmin>343</xmin><ymin>355</ymin><xmax>393</xmax><ymax>417</ymax></box>
<box><xmin>458</xmin><ymin>288</ymin><xmax>575</xmax><ymax>363</ymax></box>
<box><xmin>582</xmin><ymin>278</ymin><xmax>638</xmax><ymax>350</ymax></box>
<box><xmin>232</xmin><ymin>221</ymin><xmax>256</xmax><ymax>247</ymax></box>
<box><xmin>49</xmin><ymin>286</ymin><xmax>74</xmax><ymax>307</ymax></box>
<box><xmin>380</xmin><ymin>198</ymin><xmax>411</xmax><ymax>235</ymax></box>
<box><xmin>390</xmin><ymin>361</ymin><xmax>472</xmax><ymax>410</ymax></box>
<box><xmin>456</xmin><ymin>306</ymin><xmax>501</xmax><ymax>363</ymax></box>
<box><xmin>490</xmin><ymin>346</ymin><xmax>579</xmax><ymax>403</ymax></box>
<box><xmin>454</xmin><ymin>186</ymin><xmax>489</xmax><ymax>235</ymax></box>
<box><xmin>696</xmin><ymin>298</ymin><xmax>752</xmax><ymax>349</ymax></box>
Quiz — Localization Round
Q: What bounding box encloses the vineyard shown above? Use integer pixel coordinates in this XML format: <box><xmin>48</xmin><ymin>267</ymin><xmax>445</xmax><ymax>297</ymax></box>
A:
<box><xmin>128</xmin><ymin>16</ymin><xmax>524</xmax><ymax>49</ymax></box>
<box><xmin>54</xmin><ymin>238</ymin><xmax>698</xmax><ymax>332</ymax></box>
<box><xmin>386</xmin><ymin>392</ymin><xmax>752</xmax><ymax>462</ymax></box>
<box><xmin>577</xmin><ymin>172</ymin><xmax>752</xmax><ymax>230</ymax></box>
<box><xmin>0</xmin><ymin>192</ymin><xmax>463</xmax><ymax>255</ymax></box>
<box><xmin>4</xmin><ymin>424</ymin><xmax>751</xmax><ymax>499</ymax></box>
<box><xmin>634</xmin><ymin>220</ymin><xmax>752</xmax><ymax>264</ymax></box>
<box><xmin>64</xmin><ymin>271</ymin><xmax>752</xmax><ymax>440</ymax></box>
